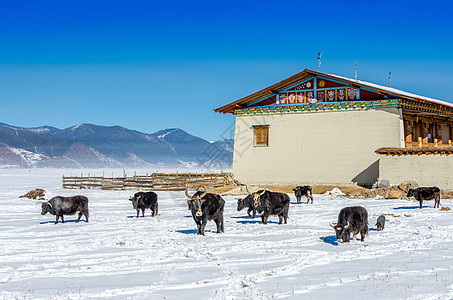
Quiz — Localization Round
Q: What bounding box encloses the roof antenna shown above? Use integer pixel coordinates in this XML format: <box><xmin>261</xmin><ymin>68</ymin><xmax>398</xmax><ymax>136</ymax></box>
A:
<box><xmin>388</xmin><ymin>72</ymin><xmax>392</xmax><ymax>87</ymax></box>
<box><xmin>317</xmin><ymin>52</ymin><xmax>322</xmax><ymax>72</ymax></box>
<box><xmin>354</xmin><ymin>62</ymin><xmax>358</xmax><ymax>80</ymax></box>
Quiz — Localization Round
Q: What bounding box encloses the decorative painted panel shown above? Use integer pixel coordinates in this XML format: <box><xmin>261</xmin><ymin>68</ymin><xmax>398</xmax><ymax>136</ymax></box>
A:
<box><xmin>317</xmin><ymin>91</ymin><xmax>325</xmax><ymax>102</ymax></box>
<box><xmin>317</xmin><ymin>79</ymin><xmax>344</xmax><ymax>89</ymax></box>
<box><xmin>306</xmin><ymin>91</ymin><xmax>315</xmax><ymax>103</ymax></box>
<box><xmin>337</xmin><ymin>89</ymin><xmax>346</xmax><ymax>101</ymax></box>
<box><xmin>291</xmin><ymin>79</ymin><xmax>314</xmax><ymax>90</ymax></box>
<box><xmin>296</xmin><ymin>92</ymin><xmax>304</xmax><ymax>103</ymax></box>
<box><xmin>326</xmin><ymin>90</ymin><xmax>336</xmax><ymax>101</ymax></box>
<box><xmin>279</xmin><ymin>93</ymin><xmax>287</xmax><ymax>104</ymax></box>
<box><xmin>348</xmin><ymin>88</ymin><xmax>357</xmax><ymax>100</ymax></box>
<box><xmin>288</xmin><ymin>92</ymin><xmax>296</xmax><ymax>104</ymax></box>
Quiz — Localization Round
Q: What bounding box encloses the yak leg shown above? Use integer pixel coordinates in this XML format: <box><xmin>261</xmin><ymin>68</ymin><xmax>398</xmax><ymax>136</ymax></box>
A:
<box><xmin>142</xmin><ymin>208</ymin><xmax>145</xmax><ymax>217</ymax></box>
<box><xmin>247</xmin><ymin>208</ymin><xmax>255</xmax><ymax>219</ymax></box>
<box><xmin>136</xmin><ymin>209</ymin><xmax>140</xmax><ymax>218</ymax></box>
<box><xmin>215</xmin><ymin>218</ymin><xmax>221</xmax><ymax>233</ymax></box>
<box><xmin>352</xmin><ymin>233</ymin><xmax>358</xmax><ymax>241</ymax></box>
<box><xmin>154</xmin><ymin>204</ymin><xmax>158</xmax><ymax>216</ymax></box>
<box><xmin>361</xmin><ymin>229</ymin><xmax>367</xmax><ymax>241</ymax></box>
<box><xmin>76</xmin><ymin>212</ymin><xmax>82</xmax><ymax>222</ymax></box>
<box><xmin>306</xmin><ymin>196</ymin><xmax>310</xmax><ymax>204</ymax></box>
<box><xmin>419</xmin><ymin>199</ymin><xmax>423</xmax><ymax>209</ymax></box>
<box><xmin>278</xmin><ymin>214</ymin><xmax>282</xmax><ymax>224</ymax></box>
<box><xmin>199</xmin><ymin>219</ymin><xmax>206</xmax><ymax>236</ymax></box>
<box><xmin>84</xmin><ymin>211</ymin><xmax>89</xmax><ymax>222</ymax></box>
<box><xmin>60</xmin><ymin>214</ymin><xmax>64</xmax><ymax>223</ymax></box>
<box><xmin>55</xmin><ymin>215</ymin><xmax>59</xmax><ymax>224</ymax></box>
<box><xmin>297</xmin><ymin>197</ymin><xmax>301</xmax><ymax>204</ymax></box>
<box><xmin>261</xmin><ymin>215</ymin><xmax>268</xmax><ymax>225</ymax></box>
<box><xmin>216</xmin><ymin>215</ymin><xmax>224</xmax><ymax>233</ymax></box>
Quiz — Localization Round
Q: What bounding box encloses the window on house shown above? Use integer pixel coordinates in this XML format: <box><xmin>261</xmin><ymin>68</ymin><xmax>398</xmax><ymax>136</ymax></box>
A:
<box><xmin>253</xmin><ymin>125</ymin><xmax>269</xmax><ymax>147</ymax></box>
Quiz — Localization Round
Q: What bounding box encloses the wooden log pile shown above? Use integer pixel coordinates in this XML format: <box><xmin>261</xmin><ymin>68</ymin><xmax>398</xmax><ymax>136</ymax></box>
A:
<box><xmin>62</xmin><ymin>172</ymin><xmax>237</xmax><ymax>191</ymax></box>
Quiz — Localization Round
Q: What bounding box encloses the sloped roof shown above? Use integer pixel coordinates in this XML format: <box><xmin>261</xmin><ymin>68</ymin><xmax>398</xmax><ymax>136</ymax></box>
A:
<box><xmin>214</xmin><ymin>69</ymin><xmax>453</xmax><ymax>114</ymax></box>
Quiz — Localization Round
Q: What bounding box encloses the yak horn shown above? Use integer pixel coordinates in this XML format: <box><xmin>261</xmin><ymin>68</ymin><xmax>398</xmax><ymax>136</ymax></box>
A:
<box><xmin>259</xmin><ymin>186</ymin><xmax>266</xmax><ymax>196</ymax></box>
<box><xmin>36</xmin><ymin>201</ymin><xmax>52</xmax><ymax>209</ymax></box>
<box><xmin>329</xmin><ymin>222</ymin><xmax>337</xmax><ymax>228</ymax></box>
<box><xmin>344</xmin><ymin>221</ymin><xmax>350</xmax><ymax>229</ymax></box>
<box><xmin>185</xmin><ymin>186</ymin><xmax>193</xmax><ymax>199</ymax></box>
<box><xmin>245</xmin><ymin>185</ymin><xmax>251</xmax><ymax>195</ymax></box>
<box><xmin>199</xmin><ymin>185</ymin><xmax>207</xmax><ymax>199</ymax></box>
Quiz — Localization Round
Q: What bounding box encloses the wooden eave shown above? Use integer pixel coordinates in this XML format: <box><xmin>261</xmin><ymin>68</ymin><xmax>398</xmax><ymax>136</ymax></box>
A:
<box><xmin>214</xmin><ymin>69</ymin><xmax>312</xmax><ymax>114</ymax></box>
<box><xmin>376</xmin><ymin>147</ymin><xmax>453</xmax><ymax>156</ymax></box>
<box><xmin>214</xmin><ymin>69</ymin><xmax>453</xmax><ymax>114</ymax></box>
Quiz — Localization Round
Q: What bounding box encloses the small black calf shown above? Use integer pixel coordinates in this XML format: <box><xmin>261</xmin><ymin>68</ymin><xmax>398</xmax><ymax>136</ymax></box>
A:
<box><xmin>292</xmin><ymin>186</ymin><xmax>313</xmax><ymax>204</ymax></box>
<box><xmin>376</xmin><ymin>215</ymin><xmax>385</xmax><ymax>231</ymax></box>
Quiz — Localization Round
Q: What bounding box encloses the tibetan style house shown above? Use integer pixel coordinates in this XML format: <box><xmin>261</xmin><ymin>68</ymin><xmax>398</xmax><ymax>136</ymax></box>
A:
<box><xmin>215</xmin><ymin>69</ymin><xmax>453</xmax><ymax>189</ymax></box>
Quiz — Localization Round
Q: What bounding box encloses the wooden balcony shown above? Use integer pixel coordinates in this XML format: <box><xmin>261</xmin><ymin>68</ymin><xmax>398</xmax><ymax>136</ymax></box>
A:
<box><xmin>405</xmin><ymin>138</ymin><xmax>452</xmax><ymax>148</ymax></box>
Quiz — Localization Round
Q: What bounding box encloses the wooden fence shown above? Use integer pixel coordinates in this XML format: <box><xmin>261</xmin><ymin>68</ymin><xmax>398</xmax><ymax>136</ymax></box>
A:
<box><xmin>62</xmin><ymin>172</ymin><xmax>238</xmax><ymax>191</ymax></box>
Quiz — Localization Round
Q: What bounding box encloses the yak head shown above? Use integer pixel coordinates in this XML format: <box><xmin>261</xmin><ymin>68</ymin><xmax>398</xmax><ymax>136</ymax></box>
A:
<box><xmin>377</xmin><ymin>223</ymin><xmax>384</xmax><ymax>231</ymax></box>
<box><xmin>129</xmin><ymin>193</ymin><xmax>143</xmax><ymax>209</ymax></box>
<box><xmin>245</xmin><ymin>186</ymin><xmax>266</xmax><ymax>208</ymax></box>
<box><xmin>37</xmin><ymin>201</ymin><xmax>52</xmax><ymax>215</ymax></box>
<box><xmin>185</xmin><ymin>186</ymin><xmax>207</xmax><ymax>218</ymax></box>
<box><xmin>406</xmin><ymin>189</ymin><xmax>416</xmax><ymax>198</ymax></box>
<box><xmin>237</xmin><ymin>195</ymin><xmax>251</xmax><ymax>211</ymax></box>
<box><xmin>330</xmin><ymin>222</ymin><xmax>350</xmax><ymax>243</ymax></box>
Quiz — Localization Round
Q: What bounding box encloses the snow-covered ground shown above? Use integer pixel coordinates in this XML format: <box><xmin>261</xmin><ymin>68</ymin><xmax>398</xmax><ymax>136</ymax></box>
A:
<box><xmin>1</xmin><ymin>169</ymin><xmax>453</xmax><ymax>299</ymax></box>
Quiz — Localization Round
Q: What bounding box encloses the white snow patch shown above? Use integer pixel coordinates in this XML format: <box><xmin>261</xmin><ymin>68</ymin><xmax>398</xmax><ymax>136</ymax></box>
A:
<box><xmin>323</xmin><ymin>187</ymin><xmax>346</xmax><ymax>197</ymax></box>
<box><xmin>157</xmin><ymin>129</ymin><xmax>179</xmax><ymax>140</ymax></box>
<box><xmin>1</xmin><ymin>168</ymin><xmax>453</xmax><ymax>299</ymax></box>
<box><xmin>70</xmin><ymin>124</ymin><xmax>83</xmax><ymax>131</ymax></box>
<box><xmin>29</xmin><ymin>128</ymin><xmax>50</xmax><ymax>133</ymax></box>
<box><xmin>8</xmin><ymin>146</ymin><xmax>47</xmax><ymax>166</ymax></box>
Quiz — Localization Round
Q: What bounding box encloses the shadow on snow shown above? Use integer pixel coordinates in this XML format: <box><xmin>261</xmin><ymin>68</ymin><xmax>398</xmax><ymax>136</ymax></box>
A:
<box><xmin>393</xmin><ymin>205</ymin><xmax>429</xmax><ymax>210</ymax></box>
<box><xmin>236</xmin><ymin>220</ymin><xmax>279</xmax><ymax>224</ymax></box>
<box><xmin>320</xmin><ymin>235</ymin><xmax>338</xmax><ymax>245</ymax></box>
<box><xmin>40</xmin><ymin>219</ymin><xmax>87</xmax><ymax>225</ymax></box>
<box><xmin>176</xmin><ymin>229</ymin><xmax>215</xmax><ymax>235</ymax></box>
<box><xmin>230</xmin><ymin>215</ymin><xmax>255</xmax><ymax>219</ymax></box>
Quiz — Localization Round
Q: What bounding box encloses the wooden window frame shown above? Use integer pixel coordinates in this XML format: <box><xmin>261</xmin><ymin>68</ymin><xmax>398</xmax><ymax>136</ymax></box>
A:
<box><xmin>253</xmin><ymin>125</ymin><xmax>269</xmax><ymax>147</ymax></box>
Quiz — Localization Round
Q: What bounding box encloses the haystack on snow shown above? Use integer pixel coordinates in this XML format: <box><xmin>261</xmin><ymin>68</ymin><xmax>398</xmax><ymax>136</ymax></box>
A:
<box><xmin>19</xmin><ymin>188</ymin><xmax>46</xmax><ymax>200</ymax></box>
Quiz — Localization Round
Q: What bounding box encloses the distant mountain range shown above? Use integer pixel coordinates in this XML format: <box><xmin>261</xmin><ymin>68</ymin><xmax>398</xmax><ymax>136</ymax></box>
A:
<box><xmin>0</xmin><ymin>122</ymin><xmax>233</xmax><ymax>169</ymax></box>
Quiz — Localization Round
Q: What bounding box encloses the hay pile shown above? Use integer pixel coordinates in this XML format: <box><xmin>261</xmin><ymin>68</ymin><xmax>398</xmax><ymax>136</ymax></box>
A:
<box><xmin>441</xmin><ymin>207</ymin><xmax>451</xmax><ymax>211</ymax></box>
<box><xmin>19</xmin><ymin>189</ymin><xmax>46</xmax><ymax>200</ymax></box>
<box><xmin>354</xmin><ymin>180</ymin><xmax>419</xmax><ymax>200</ymax></box>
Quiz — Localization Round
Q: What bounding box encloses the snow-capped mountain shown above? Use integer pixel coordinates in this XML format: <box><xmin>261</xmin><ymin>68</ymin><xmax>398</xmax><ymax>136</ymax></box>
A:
<box><xmin>0</xmin><ymin>123</ymin><xmax>233</xmax><ymax>168</ymax></box>
<box><xmin>0</xmin><ymin>142</ymin><xmax>81</xmax><ymax>168</ymax></box>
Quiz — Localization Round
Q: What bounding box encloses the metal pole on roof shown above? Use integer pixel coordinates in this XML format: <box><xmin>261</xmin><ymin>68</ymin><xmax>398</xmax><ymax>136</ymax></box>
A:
<box><xmin>388</xmin><ymin>72</ymin><xmax>392</xmax><ymax>87</ymax></box>
<box><xmin>354</xmin><ymin>62</ymin><xmax>358</xmax><ymax>80</ymax></box>
<box><xmin>317</xmin><ymin>52</ymin><xmax>322</xmax><ymax>72</ymax></box>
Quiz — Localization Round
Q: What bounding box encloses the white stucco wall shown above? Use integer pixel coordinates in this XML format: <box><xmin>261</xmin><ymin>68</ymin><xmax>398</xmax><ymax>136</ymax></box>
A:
<box><xmin>379</xmin><ymin>155</ymin><xmax>453</xmax><ymax>190</ymax></box>
<box><xmin>232</xmin><ymin>108</ymin><xmax>402</xmax><ymax>186</ymax></box>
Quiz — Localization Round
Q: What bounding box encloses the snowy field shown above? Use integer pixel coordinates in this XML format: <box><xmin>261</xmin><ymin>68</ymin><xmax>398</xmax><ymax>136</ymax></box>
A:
<box><xmin>1</xmin><ymin>169</ymin><xmax>453</xmax><ymax>299</ymax></box>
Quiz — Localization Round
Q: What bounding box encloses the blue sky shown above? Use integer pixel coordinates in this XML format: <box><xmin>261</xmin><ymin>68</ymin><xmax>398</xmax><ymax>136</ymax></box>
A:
<box><xmin>1</xmin><ymin>0</ymin><xmax>453</xmax><ymax>140</ymax></box>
